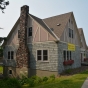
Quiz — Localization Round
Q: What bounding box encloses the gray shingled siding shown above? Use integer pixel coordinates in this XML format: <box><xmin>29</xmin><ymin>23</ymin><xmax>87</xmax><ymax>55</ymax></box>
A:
<box><xmin>58</xmin><ymin>41</ymin><xmax>81</xmax><ymax>73</ymax></box>
<box><xmin>3</xmin><ymin>41</ymin><xmax>81</xmax><ymax>74</ymax></box>
<box><xmin>3</xmin><ymin>45</ymin><xmax>18</xmax><ymax>67</ymax></box>
<box><xmin>28</xmin><ymin>42</ymin><xmax>59</xmax><ymax>72</ymax></box>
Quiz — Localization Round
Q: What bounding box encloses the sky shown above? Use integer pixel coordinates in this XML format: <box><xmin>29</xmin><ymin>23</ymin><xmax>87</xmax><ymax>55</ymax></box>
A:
<box><xmin>0</xmin><ymin>0</ymin><xmax>88</xmax><ymax>45</ymax></box>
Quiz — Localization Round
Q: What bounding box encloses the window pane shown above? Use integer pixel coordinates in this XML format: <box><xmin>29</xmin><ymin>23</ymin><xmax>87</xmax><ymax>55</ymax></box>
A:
<box><xmin>37</xmin><ymin>56</ymin><xmax>41</xmax><ymax>60</ymax></box>
<box><xmin>72</xmin><ymin>30</ymin><xmax>73</xmax><ymax>38</ymax></box>
<box><xmin>67</xmin><ymin>51</ymin><xmax>69</xmax><ymax>60</ymax></box>
<box><xmin>43</xmin><ymin>50</ymin><xmax>47</xmax><ymax>55</ymax></box>
<box><xmin>8</xmin><ymin>51</ymin><xmax>10</xmax><ymax>59</ymax></box>
<box><xmin>37</xmin><ymin>50</ymin><xmax>41</xmax><ymax>55</ymax></box>
<box><xmin>63</xmin><ymin>50</ymin><xmax>66</xmax><ymax>61</ymax></box>
<box><xmin>43</xmin><ymin>56</ymin><xmax>48</xmax><ymax>61</ymax></box>
<box><xmin>28</xmin><ymin>27</ymin><xmax>32</xmax><ymax>36</ymax></box>
<box><xmin>69</xmin><ymin>28</ymin><xmax>71</xmax><ymax>38</ymax></box>
<box><xmin>70</xmin><ymin>51</ymin><xmax>71</xmax><ymax>60</ymax></box>
<box><xmin>11</xmin><ymin>51</ymin><xmax>14</xmax><ymax>59</ymax></box>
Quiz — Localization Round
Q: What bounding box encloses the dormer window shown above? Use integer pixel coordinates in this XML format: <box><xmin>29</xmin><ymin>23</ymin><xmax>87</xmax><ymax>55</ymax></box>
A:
<box><xmin>28</xmin><ymin>27</ymin><xmax>32</xmax><ymax>36</ymax></box>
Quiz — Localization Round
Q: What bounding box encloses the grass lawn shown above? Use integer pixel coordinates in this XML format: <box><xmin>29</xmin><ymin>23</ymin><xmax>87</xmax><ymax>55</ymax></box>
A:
<box><xmin>22</xmin><ymin>70</ymin><xmax>88</xmax><ymax>88</ymax></box>
<box><xmin>0</xmin><ymin>66</ymin><xmax>3</xmax><ymax>74</ymax></box>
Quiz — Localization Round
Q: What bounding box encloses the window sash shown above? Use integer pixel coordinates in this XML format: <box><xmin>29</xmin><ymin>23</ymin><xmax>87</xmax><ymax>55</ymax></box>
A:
<box><xmin>8</xmin><ymin>51</ymin><xmax>14</xmax><ymax>60</ymax></box>
<box><xmin>28</xmin><ymin>27</ymin><xmax>32</xmax><ymax>36</ymax></box>
<box><xmin>63</xmin><ymin>50</ymin><xmax>72</xmax><ymax>61</ymax></box>
<box><xmin>37</xmin><ymin>50</ymin><xmax>48</xmax><ymax>61</ymax></box>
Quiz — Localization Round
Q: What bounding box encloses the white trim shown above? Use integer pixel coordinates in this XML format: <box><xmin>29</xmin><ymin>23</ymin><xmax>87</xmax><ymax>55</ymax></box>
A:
<box><xmin>47</xmin><ymin>33</ymin><xmax>48</xmax><ymax>41</ymax></box>
<box><xmin>7</xmin><ymin>51</ymin><xmax>14</xmax><ymax>60</ymax></box>
<box><xmin>42</xmin><ymin>19</ymin><xmax>60</xmax><ymax>41</ymax></box>
<box><xmin>28</xmin><ymin>14</ymin><xmax>56</xmax><ymax>41</ymax></box>
<box><xmin>60</xmin><ymin>41</ymin><xmax>80</xmax><ymax>47</ymax></box>
<box><xmin>33</xmin><ymin>27</ymin><xmax>39</xmax><ymax>42</ymax></box>
<box><xmin>27</xmin><ymin>41</ymin><xmax>56</xmax><ymax>44</ymax></box>
<box><xmin>39</xmin><ymin>27</ymin><xmax>40</xmax><ymax>41</ymax></box>
<box><xmin>36</xmin><ymin>49</ymin><xmax>49</xmax><ymax>62</ymax></box>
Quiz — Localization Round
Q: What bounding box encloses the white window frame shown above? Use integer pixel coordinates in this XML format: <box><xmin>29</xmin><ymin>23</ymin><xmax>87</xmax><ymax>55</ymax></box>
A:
<box><xmin>8</xmin><ymin>51</ymin><xmax>14</xmax><ymax>60</ymax></box>
<box><xmin>63</xmin><ymin>50</ymin><xmax>72</xmax><ymax>61</ymax></box>
<box><xmin>36</xmin><ymin>49</ymin><xmax>49</xmax><ymax>62</ymax></box>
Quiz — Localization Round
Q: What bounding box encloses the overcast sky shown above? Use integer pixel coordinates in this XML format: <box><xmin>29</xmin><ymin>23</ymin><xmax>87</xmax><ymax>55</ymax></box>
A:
<box><xmin>0</xmin><ymin>0</ymin><xmax>88</xmax><ymax>45</ymax></box>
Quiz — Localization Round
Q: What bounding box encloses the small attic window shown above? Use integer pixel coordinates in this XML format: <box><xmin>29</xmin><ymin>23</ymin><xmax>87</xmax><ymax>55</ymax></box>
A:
<box><xmin>57</xmin><ymin>24</ymin><xmax>61</xmax><ymax>26</ymax></box>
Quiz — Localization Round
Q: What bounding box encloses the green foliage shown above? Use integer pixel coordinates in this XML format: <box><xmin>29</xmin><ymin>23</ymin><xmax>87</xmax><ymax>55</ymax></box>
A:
<box><xmin>19</xmin><ymin>75</ymin><xmax>29</xmax><ymax>85</ymax></box>
<box><xmin>6</xmin><ymin>78</ymin><xmax>21</xmax><ymax>88</ymax></box>
<box><xmin>0</xmin><ymin>0</ymin><xmax>9</xmax><ymax>13</ymax></box>
<box><xmin>42</xmin><ymin>76</ymin><xmax>48</xmax><ymax>82</ymax></box>
<box><xmin>0</xmin><ymin>78</ymin><xmax>21</xmax><ymax>88</ymax></box>
<box><xmin>28</xmin><ymin>76</ymin><xmax>42</xmax><ymax>87</ymax></box>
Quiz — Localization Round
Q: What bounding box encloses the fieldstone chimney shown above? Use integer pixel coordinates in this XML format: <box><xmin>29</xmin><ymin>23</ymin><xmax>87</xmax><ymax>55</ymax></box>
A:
<box><xmin>16</xmin><ymin>5</ymin><xmax>29</xmax><ymax>68</ymax></box>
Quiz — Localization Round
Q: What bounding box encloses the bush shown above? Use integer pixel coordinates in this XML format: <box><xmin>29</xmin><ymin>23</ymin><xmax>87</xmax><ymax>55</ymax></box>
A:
<box><xmin>50</xmin><ymin>74</ymin><xmax>55</xmax><ymax>80</ymax></box>
<box><xmin>19</xmin><ymin>75</ymin><xmax>29</xmax><ymax>85</ymax></box>
<box><xmin>28</xmin><ymin>76</ymin><xmax>42</xmax><ymax>87</ymax></box>
<box><xmin>6</xmin><ymin>78</ymin><xmax>21</xmax><ymax>88</ymax></box>
<box><xmin>42</xmin><ymin>76</ymin><xmax>48</xmax><ymax>82</ymax></box>
<box><xmin>0</xmin><ymin>78</ymin><xmax>21</xmax><ymax>88</ymax></box>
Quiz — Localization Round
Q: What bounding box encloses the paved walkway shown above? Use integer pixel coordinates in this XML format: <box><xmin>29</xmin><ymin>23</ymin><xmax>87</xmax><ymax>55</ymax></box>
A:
<box><xmin>81</xmin><ymin>78</ymin><xmax>88</xmax><ymax>88</ymax></box>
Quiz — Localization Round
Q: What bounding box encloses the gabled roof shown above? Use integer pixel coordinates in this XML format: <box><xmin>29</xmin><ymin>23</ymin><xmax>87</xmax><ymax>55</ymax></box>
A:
<box><xmin>43</xmin><ymin>12</ymin><xmax>72</xmax><ymax>38</ymax></box>
<box><xmin>3</xmin><ymin>11</ymin><xmax>82</xmax><ymax>46</ymax></box>
<box><xmin>29</xmin><ymin>14</ymin><xmax>59</xmax><ymax>40</ymax></box>
<box><xmin>2</xmin><ymin>18</ymin><xmax>20</xmax><ymax>46</ymax></box>
<box><xmin>78</xmin><ymin>28</ymin><xmax>87</xmax><ymax>49</ymax></box>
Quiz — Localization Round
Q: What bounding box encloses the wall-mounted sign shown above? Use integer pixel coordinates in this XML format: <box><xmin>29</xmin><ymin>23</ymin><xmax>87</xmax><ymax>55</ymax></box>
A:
<box><xmin>68</xmin><ymin>43</ymin><xmax>75</xmax><ymax>51</ymax></box>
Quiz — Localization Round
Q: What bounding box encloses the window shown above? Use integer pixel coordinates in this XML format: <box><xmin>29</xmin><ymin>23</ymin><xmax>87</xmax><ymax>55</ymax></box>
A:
<box><xmin>67</xmin><ymin>51</ymin><xmax>69</xmax><ymax>60</ymax></box>
<box><xmin>72</xmin><ymin>30</ymin><xmax>73</xmax><ymax>38</ymax></box>
<box><xmin>8</xmin><ymin>51</ymin><xmax>14</xmax><ymax>59</ymax></box>
<box><xmin>70</xmin><ymin>51</ymin><xmax>71</xmax><ymax>60</ymax></box>
<box><xmin>8</xmin><ymin>51</ymin><xmax>10</xmax><ymax>59</ymax></box>
<box><xmin>28</xmin><ymin>27</ymin><xmax>32</xmax><ymax>36</ymax></box>
<box><xmin>37</xmin><ymin>50</ymin><xmax>42</xmax><ymax>61</ymax></box>
<box><xmin>43</xmin><ymin>50</ymin><xmax>48</xmax><ymax>61</ymax></box>
<box><xmin>37</xmin><ymin>50</ymin><xmax>48</xmax><ymax>61</ymax></box>
<box><xmin>18</xmin><ymin>30</ymin><xmax>20</xmax><ymax>38</ymax></box>
<box><xmin>69</xmin><ymin>28</ymin><xmax>71</xmax><ymax>38</ymax></box>
<box><xmin>9</xmin><ymin>70</ymin><xmax>12</xmax><ymax>75</ymax></box>
<box><xmin>63</xmin><ymin>50</ymin><xmax>72</xmax><ymax>61</ymax></box>
<box><xmin>69</xmin><ymin>28</ymin><xmax>73</xmax><ymax>38</ymax></box>
<box><xmin>63</xmin><ymin>50</ymin><xmax>66</xmax><ymax>61</ymax></box>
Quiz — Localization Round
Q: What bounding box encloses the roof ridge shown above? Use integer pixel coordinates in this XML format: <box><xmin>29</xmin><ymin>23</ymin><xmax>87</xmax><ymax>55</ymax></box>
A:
<box><xmin>43</xmin><ymin>12</ymin><xmax>73</xmax><ymax>20</ymax></box>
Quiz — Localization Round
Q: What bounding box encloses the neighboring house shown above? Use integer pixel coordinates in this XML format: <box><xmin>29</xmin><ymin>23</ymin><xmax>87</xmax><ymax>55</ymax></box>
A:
<box><xmin>78</xmin><ymin>28</ymin><xmax>87</xmax><ymax>62</ymax></box>
<box><xmin>3</xmin><ymin>5</ymin><xmax>82</xmax><ymax>77</ymax></box>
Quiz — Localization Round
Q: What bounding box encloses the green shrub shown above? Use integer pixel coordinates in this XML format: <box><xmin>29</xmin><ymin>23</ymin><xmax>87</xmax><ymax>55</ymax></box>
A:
<box><xmin>28</xmin><ymin>76</ymin><xmax>42</xmax><ymax>87</ymax></box>
<box><xmin>42</xmin><ymin>76</ymin><xmax>48</xmax><ymax>82</ymax></box>
<box><xmin>19</xmin><ymin>75</ymin><xmax>29</xmax><ymax>85</ymax></box>
<box><xmin>50</xmin><ymin>74</ymin><xmax>55</xmax><ymax>80</ymax></box>
<box><xmin>6</xmin><ymin>78</ymin><xmax>21</xmax><ymax>88</ymax></box>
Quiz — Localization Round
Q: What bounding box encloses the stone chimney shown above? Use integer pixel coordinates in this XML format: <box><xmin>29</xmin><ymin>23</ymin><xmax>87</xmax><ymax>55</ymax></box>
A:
<box><xmin>16</xmin><ymin>5</ymin><xmax>29</xmax><ymax>68</ymax></box>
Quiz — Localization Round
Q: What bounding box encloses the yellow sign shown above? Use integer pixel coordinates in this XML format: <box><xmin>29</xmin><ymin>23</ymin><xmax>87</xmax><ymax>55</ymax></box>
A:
<box><xmin>68</xmin><ymin>43</ymin><xmax>75</xmax><ymax>51</ymax></box>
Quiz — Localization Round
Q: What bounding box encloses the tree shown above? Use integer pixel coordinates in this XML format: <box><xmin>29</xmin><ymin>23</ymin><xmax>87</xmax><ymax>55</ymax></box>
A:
<box><xmin>0</xmin><ymin>0</ymin><xmax>9</xmax><ymax>13</ymax></box>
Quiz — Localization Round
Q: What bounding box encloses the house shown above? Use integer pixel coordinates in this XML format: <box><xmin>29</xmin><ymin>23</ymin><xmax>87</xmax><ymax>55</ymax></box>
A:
<box><xmin>78</xmin><ymin>28</ymin><xmax>88</xmax><ymax>62</ymax></box>
<box><xmin>3</xmin><ymin>5</ymin><xmax>82</xmax><ymax>77</ymax></box>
